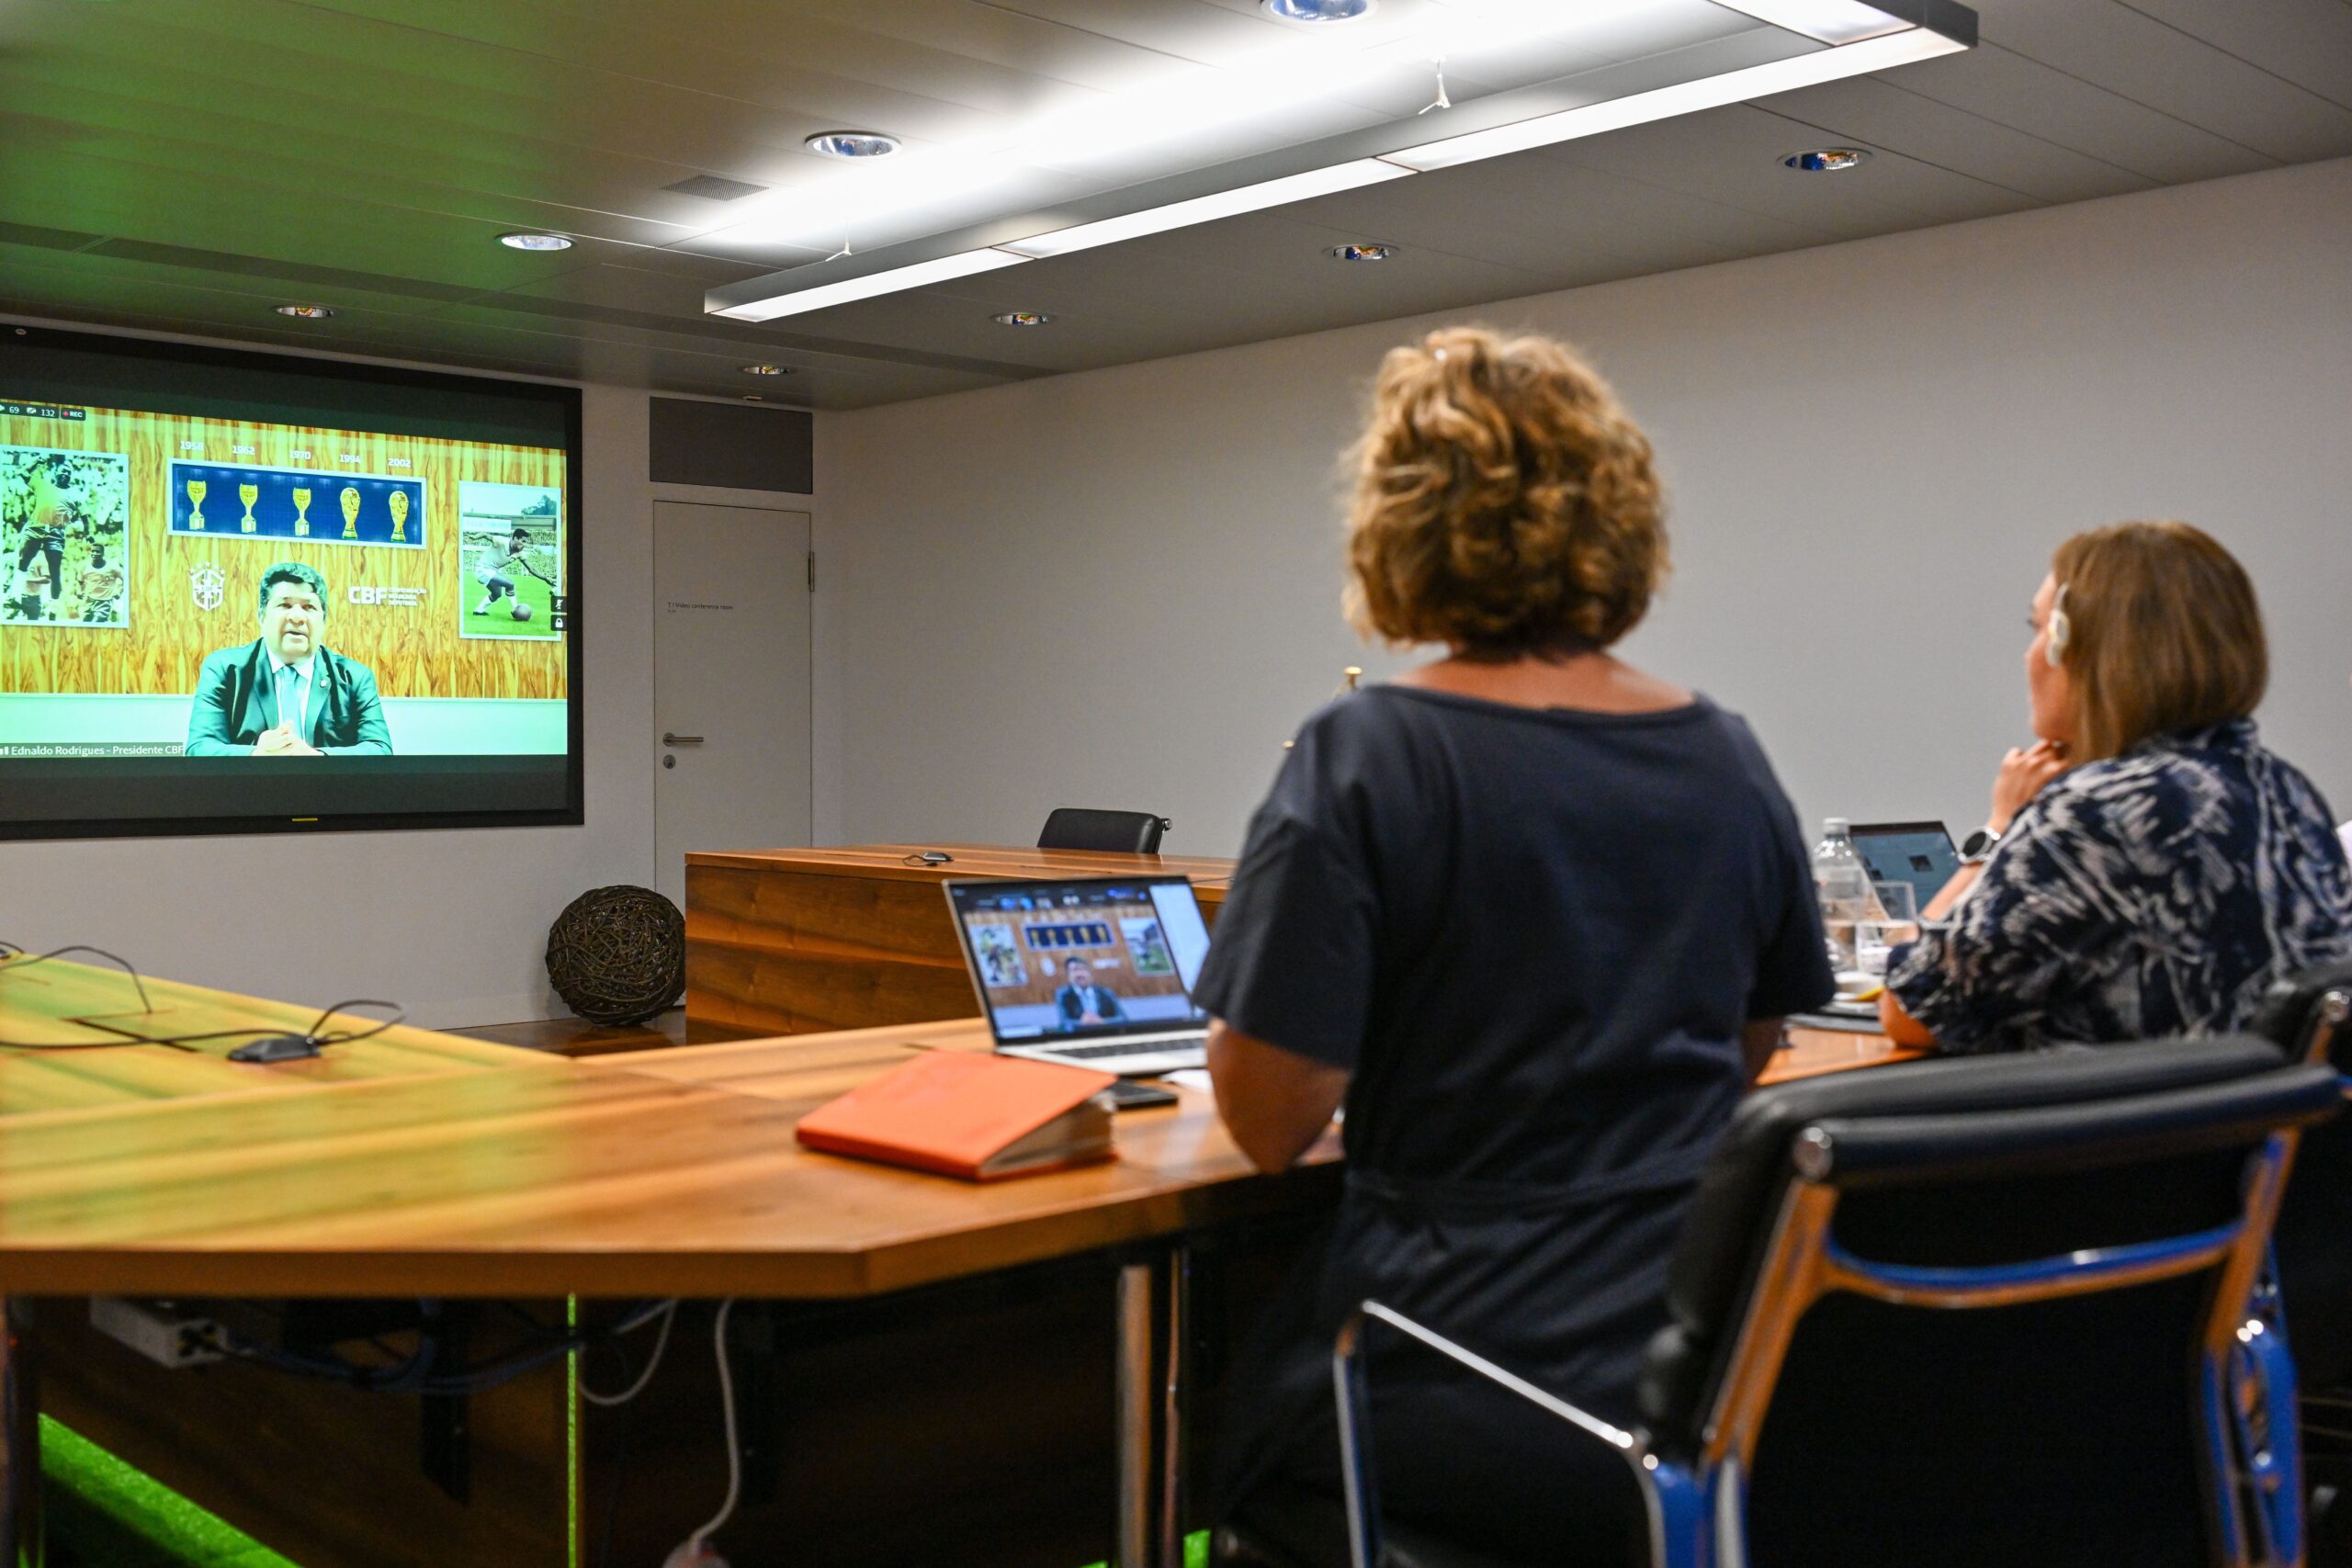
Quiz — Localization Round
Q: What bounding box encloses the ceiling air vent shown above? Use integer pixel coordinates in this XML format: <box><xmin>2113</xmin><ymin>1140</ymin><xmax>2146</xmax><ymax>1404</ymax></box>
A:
<box><xmin>663</xmin><ymin>175</ymin><xmax>768</xmax><ymax>201</ymax></box>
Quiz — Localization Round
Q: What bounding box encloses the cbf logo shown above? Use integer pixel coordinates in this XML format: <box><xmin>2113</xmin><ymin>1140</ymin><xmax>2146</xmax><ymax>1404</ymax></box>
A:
<box><xmin>189</xmin><ymin>562</ymin><xmax>225</xmax><ymax>612</ymax></box>
<box><xmin>350</xmin><ymin>584</ymin><xmax>425</xmax><ymax>608</ymax></box>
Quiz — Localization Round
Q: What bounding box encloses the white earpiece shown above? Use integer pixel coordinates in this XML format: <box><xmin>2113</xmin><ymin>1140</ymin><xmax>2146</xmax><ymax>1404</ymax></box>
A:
<box><xmin>2045</xmin><ymin>583</ymin><xmax>2072</xmax><ymax>669</ymax></box>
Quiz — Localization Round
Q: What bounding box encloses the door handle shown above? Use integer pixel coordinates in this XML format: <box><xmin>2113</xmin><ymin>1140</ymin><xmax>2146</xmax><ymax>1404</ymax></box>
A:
<box><xmin>662</xmin><ymin>733</ymin><xmax>705</xmax><ymax>745</ymax></box>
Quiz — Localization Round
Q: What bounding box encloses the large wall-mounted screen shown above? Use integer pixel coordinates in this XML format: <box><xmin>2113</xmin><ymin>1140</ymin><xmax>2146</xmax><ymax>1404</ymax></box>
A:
<box><xmin>0</xmin><ymin>324</ymin><xmax>582</xmax><ymax>839</ymax></box>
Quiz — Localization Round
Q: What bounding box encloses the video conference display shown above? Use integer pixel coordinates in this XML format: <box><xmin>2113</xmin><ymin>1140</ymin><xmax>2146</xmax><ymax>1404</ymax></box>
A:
<box><xmin>951</xmin><ymin>879</ymin><xmax>1213</xmax><ymax>1041</ymax></box>
<box><xmin>0</xmin><ymin>326</ymin><xmax>582</xmax><ymax>838</ymax></box>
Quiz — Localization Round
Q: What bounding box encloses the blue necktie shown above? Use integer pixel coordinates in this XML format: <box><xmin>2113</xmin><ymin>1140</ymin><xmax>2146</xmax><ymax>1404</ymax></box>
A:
<box><xmin>278</xmin><ymin>666</ymin><xmax>301</xmax><ymax>741</ymax></box>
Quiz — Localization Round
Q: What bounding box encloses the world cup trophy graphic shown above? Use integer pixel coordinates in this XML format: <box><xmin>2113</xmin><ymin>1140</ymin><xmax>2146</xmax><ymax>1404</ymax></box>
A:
<box><xmin>186</xmin><ymin>479</ymin><xmax>208</xmax><ymax>531</ymax></box>
<box><xmin>339</xmin><ymin>486</ymin><xmax>361</xmax><ymax>540</ymax></box>
<box><xmin>388</xmin><ymin>489</ymin><xmax>409</xmax><ymax>544</ymax></box>
<box><xmin>238</xmin><ymin>483</ymin><xmax>259</xmax><ymax>535</ymax></box>
<box><xmin>292</xmin><ymin>488</ymin><xmax>312</xmax><ymax>537</ymax></box>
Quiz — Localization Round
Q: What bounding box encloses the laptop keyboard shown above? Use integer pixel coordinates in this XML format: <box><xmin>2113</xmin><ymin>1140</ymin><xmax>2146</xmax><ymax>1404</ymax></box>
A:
<box><xmin>1046</xmin><ymin>1037</ymin><xmax>1205</xmax><ymax>1060</ymax></box>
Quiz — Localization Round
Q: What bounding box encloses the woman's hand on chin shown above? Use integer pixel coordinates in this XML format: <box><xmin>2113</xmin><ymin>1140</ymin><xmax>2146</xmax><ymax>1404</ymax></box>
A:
<box><xmin>1990</xmin><ymin>739</ymin><xmax>2070</xmax><ymax>834</ymax></box>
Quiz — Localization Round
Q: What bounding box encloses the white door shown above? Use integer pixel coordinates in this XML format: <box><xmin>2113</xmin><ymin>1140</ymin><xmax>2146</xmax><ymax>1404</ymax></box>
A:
<box><xmin>652</xmin><ymin>501</ymin><xmax>812</xmax><ymax>908</ymax></box>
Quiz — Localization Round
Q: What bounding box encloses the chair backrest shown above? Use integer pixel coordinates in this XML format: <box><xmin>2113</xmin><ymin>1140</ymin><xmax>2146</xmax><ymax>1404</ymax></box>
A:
<box><xmin>1036</xmin><ymin>808</ymin><xmax>1169</xmax><ymax>855</ymax></box>
<box><xmin>1637</xmin><ymin>1037</ymin><xmax>2339</xmax><ymax>1568</ymax></box>
<box><xmin>2254</xmin><ymin>961</ymin><xmax>2352</xmax><ymax>1387</ymax></box>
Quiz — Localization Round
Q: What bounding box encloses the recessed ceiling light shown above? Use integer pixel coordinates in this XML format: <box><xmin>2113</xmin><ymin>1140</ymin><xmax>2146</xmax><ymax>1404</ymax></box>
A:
<box><xmin>806</xmin><ymin>130</ymin><xmax>901</xmax><ymax>159</ymax></box>
<box><xmin>991</xmin><ymin>311</ymin><xmax>1052</xmax><ymax>327</ymax></box>
<box><xmin>1783</xmin><ymin>148</ymin><xmax>1870</xmax><ymax>172</ymax></box>
<box><xmin>1263</xmin><ymin>0</ymin><xmax>1375</xmax><ymax>21</ymax></box>
<box><xmin>275</xmin><ymin>304</ymin><xmax>335</xmax><ymax>319</ymax></box>
<box><xmin>740</xmin><ymin>364</ymin><xmax>791</xmax><ymax>376</ymax></box>
<box><xmin>498</xmin><ymin>231</ymin><xmax>573</xmax><ymax>251</ymax></box>
<box><xmin>1328</xmin><ymin>243</ymin><xmax>1395</xmax><ymax>262</ymax></box>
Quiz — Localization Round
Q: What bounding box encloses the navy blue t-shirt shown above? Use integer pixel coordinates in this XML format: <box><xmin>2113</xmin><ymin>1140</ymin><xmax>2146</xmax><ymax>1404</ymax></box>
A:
<box><xmin>1195</xmin><ymin>683</ymin><xmax>1832</xmax><ymax>1187</ymax></box>
<box><xmin>1195</xmin><ymin>684</ymin><xmax>1831</xmax><ymax>1555</ymax></box>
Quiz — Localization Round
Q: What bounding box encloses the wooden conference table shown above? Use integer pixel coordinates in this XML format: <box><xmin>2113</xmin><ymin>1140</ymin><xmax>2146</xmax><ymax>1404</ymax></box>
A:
<box><xmin>0</xmin><ymin>952</ymin><xmax>1909</xmax><ymax>1568</ymax></box>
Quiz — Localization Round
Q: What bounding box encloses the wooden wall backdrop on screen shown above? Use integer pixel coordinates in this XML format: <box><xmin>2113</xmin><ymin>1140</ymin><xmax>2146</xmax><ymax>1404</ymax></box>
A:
<box><xmin>962</xmin><ymin>899</ymin><xmax>1191</xmax><ymax>1010</ymax></box>
<box><xmin>0</xmin><ymin>405</ymin><xmax>567</xmax><ymax>699</ymax></box>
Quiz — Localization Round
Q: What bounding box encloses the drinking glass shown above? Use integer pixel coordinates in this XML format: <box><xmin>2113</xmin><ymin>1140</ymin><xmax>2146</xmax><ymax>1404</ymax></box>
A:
<box><xmin>1854</xmin><ymin>881</ymin><xmax>1919</xmax><ymax>978</ymax></box>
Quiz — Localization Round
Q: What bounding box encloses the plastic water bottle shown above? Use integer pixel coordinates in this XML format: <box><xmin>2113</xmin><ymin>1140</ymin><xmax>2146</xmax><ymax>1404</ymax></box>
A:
<box><xmin>1812</xmin><ymin>818</ymin><xmax>1876</xmax><ymax>975</ymax></box>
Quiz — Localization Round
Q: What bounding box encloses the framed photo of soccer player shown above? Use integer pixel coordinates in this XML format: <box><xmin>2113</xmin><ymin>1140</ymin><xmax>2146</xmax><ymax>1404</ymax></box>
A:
<box><xmin>457</xmin><ymin>479</ymin><xmax>564</xmax><ymax>641</ymax></box>
<box><xmin>2</xmin><ymin>446</ymin><xmax>130</xmax><ymax>629</ymax></box>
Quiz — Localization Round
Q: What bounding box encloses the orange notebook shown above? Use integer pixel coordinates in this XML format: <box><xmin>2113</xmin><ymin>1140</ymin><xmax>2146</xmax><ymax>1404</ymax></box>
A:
<box><xmin>794</xmin><ymin>1051</ymin><xmax>1119</xmax><ymax>1181</ymax></box>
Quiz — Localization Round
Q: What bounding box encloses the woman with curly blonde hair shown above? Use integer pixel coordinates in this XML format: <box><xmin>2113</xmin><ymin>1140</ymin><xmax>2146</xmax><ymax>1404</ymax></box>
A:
<box><xmin>1194</xmin><ymin>328</ymin><xmax>1830</xmax><ymax>1563</ymax></box>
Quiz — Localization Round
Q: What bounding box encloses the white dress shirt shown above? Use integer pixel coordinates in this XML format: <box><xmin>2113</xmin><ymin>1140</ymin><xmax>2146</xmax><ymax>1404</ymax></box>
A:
<box><xmin>266</xmin><ymin>650</ymin><xmax>315</xmax><ymax>744</ymax></box>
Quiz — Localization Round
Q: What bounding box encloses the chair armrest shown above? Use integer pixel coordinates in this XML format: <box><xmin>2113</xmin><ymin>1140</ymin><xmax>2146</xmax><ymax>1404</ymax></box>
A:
<box><xmin>1331</xmin><ymin>1300</ymin><xmax>1662</xmax><ymax>1568</ymax></box>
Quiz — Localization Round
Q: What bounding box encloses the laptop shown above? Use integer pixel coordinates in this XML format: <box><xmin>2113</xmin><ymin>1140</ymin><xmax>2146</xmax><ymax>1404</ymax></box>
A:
<box><xmin>1849</xmin><ymin>820</ymin><xmax>1962</xmax><ymax>914</ymax></box>
<box><xmin>944</xmin><ymin>874</ymin><xmax>1213</xmax><ymax>1075</ymax></box>
<box><xmin>1791</xmin><ymin>821</ymin><xmax>1960</xmax><ymax>1031</ymax></box>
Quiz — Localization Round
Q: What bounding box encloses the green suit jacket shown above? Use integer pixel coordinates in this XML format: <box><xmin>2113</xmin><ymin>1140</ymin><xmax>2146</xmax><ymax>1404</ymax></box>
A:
<box><xmin>184</xmin><ymin>640</ymin><xmax>391</xmax><ymax>756</ymax></box>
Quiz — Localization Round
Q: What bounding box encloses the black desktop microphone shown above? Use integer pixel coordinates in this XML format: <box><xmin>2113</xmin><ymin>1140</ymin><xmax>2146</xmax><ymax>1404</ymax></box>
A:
<box><xmin>229</xmin><ymin>1033</ymin><xmax>324</xmax><ymax>1064</ymax></box>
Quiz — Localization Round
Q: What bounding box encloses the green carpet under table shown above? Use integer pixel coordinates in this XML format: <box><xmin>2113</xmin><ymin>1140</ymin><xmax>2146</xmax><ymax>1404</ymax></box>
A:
<box><xmin>41</xmin><ymin>1411</ymin><xmax>1213</xmax><ymax>1568</ymax></box>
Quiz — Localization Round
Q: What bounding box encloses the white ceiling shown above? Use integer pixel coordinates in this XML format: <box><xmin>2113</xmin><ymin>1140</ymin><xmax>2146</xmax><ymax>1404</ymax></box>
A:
<box><xmin>0</xmin><ymin>0</ymin><xmax>2346</xmax><ymax>408</ymax></box>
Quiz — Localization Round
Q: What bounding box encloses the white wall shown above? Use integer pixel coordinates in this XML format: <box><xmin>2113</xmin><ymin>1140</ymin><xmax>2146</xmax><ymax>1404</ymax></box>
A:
<box><xmin>819</xmin><ymin>156</ymin><xmax>2352</xmax><ymax>858</ymax></box>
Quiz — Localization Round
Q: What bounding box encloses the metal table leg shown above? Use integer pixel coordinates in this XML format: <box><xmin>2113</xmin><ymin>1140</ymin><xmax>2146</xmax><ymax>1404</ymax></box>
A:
<box><xmin>1159</xmin><ymin>1246</ymin><xmax>1190</xmax><ymax>1568</ymax></box>
<box><xmin>1116</xmin><ymin>1248</ymin><xmax>1193</xmax><ymax>1568</ymax></box>
<box><xmin>1116</xmin><ymin>1260</ymin><xmax>1156</xmax><ymax>1568</ymax></box>
<box><xmin>1</xmin><ymin>1298</ymin><xmax>40</xmax><ymax>1568</ymax></box>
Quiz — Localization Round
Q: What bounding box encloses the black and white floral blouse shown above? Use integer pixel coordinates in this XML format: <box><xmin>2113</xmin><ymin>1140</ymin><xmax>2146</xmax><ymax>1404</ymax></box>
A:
<box><xmin>1887</xmin><ymin>718</ymin><xmax>2352</xmax><ymax>1052</ymax></box>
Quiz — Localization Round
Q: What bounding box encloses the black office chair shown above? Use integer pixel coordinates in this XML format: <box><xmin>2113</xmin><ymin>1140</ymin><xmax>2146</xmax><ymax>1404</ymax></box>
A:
<box><xmin>1037</xmin><ymin>807</ymin><xmax>1170</xmax><ymax>855</ymax></box>
<box><xmin>1218</xmin><ymin>1038</ymin><xmax>2336</xmax><ymax>1568</ymax></box>
<box><xmin>2254</xmin><ymin>962</ymin><xmax>2352</xmax><ymax>1562</ymax></box>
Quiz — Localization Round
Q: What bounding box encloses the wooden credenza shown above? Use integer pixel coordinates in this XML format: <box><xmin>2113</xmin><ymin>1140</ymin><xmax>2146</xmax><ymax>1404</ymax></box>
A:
<box><xmin>684</xmin><ymin>843</ymin><xmax>1237</xmax><ymax>1038</ymax></box>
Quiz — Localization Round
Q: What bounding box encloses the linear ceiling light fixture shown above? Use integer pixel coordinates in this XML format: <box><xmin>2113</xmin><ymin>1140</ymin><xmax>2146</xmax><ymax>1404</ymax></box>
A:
<box><xmin>716</xmin><ymin>247</ymin><xmax>1026</xmax><ymax>322</ymax></box>
<box><xmin>711</xmin><ymin>4</ymin><xmax>1970</xmax><ymax>322</ymax></box>
<box><xmin>997</xmin><ymin>160</ymin><xmax>1411</xmax><ymax>260</ymax></box>
<box><xmin>1709</xmin><ymin>0</ymin><xmax>1915</xmax><ymax>45</ymax></box>
<box><xmin>1385</xmin><ymin>24</ymin><xmax>1964</xmax><ymax>170</ymax></box>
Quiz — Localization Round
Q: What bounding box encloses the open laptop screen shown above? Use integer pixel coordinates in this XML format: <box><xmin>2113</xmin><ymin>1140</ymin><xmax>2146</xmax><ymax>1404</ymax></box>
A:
<box><xmin>1849</xmin><ymin>821</ymin><xmax>1960</xmax><ymax>911</ymax></box>
<box><xmin>946</xmin><ymin>876</ymin><xmax>1210</xmax><ymax>1044</ymax></box>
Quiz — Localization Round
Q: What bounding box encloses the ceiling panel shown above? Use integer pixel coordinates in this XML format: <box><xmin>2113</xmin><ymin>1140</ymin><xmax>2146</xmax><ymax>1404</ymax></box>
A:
<box><xmin>1536</xmin><ymin>103</ymin><xmax>2044</xmax><ymax>235</ymax></box>
<box><xmin>1271</xmin><ymin>165</ymin><xmax>1754</xmax><ymax>279</ymax></box>
<box><xmin>503</xmin><ymin>263</ymin><xmax>778</xmax><ymax>319</ymax></box>
<box><xmin>0</xmin><ymin>0</ymin><xmax>2346</xmax><ymax>410</ymax></box>
<box><xmin>2116</xmin><ymin>0</ymin><xmax>2352</xmax><ymax>113</ymax></box>
<box><xmin>1755</xmin><ymin>73</ymin><xmax>2160</xmax><ymax>204</ymax></box>
<box><xmin>432</xmin><ymin>293</ymin><xmax>1045</xmax><ymax>381</ymax></box>
<box><xmin>1959</xmin><ymin>0</ymin><xmax>2352</xmax><ymax>163</ymax></box>
<box><xmin>1883</xmin><ymin>42</ymin><xmax>2281</xmax><ymax>186</ymax></box>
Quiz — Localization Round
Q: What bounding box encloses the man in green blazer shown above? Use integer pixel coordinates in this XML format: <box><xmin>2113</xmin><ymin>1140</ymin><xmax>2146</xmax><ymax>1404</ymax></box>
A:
<box><xmin>185</xmin><ymin>562</ymin><xmax>391</xmax><ymax>756</ymax></box>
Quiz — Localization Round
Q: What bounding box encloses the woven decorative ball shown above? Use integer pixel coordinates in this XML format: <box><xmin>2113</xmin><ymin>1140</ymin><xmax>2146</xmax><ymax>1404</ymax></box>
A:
<box><xmin>546</xmin><ymin>886</ymin><xmax>684</xmax><ymax>1026</ymax></box>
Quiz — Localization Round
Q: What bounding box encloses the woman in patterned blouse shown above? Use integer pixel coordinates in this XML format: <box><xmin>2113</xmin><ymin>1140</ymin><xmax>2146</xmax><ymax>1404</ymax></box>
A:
<box><xmin>1881</xmin><ymin>521</ymin><xmax>2352</xmax><ymax>1052</ymax></box>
